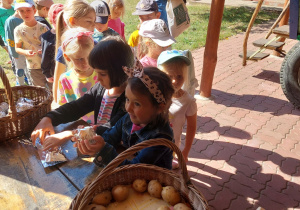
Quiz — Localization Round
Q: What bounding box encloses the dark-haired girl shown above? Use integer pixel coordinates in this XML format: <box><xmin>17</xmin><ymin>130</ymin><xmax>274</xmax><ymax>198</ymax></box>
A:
<box><xmin>31</xmin><ymin>36</ymin><xmax>134</xmax><ymax>149</ymax></box>
<box><xmin>75</xmin><ymin>61</ymin><xmax>175</xmax><ymax>169</ymax></box>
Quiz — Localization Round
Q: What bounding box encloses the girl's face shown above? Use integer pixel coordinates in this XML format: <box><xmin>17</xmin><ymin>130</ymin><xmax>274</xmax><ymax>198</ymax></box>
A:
<box><xmin>125</xmin><ymin>85</ymin><xmax>161</xmax><ymax>126</ymax></box>
<box><xmin>73</xmin><ymin>12</ymin><xmax>96</xmax><ymax>32</ymax></box>
<box><xmin>164</xmin><ymin>69</ymin><xmax>185</xmax><ymax>92</ymax></box>
<box><xmin>67</xmin><ymin>46</ymin><xmax>93</xmax><ymax>77</ymax></box>
<box><xmin>95</xmin><ymin>69</ymin><xmax>110</xmax><ymax>89</ymax></box>
<box><xmin>111</xmin><ymin>7</ymin><xmax>123</xmax><ymax>19</ymax></box>
<box><xmin>148</xmin><ymin>42</ymin><xmax>170</xmax><ymax>58</ymax></box>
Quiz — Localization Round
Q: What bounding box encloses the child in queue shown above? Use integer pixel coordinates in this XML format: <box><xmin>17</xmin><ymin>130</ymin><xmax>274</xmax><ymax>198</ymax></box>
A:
<box><xmin>34</xmin><ymin>0</ymin><xmax>53</xmax><ymax>29</ymax></box>
<box><xmin>14</xmin><ymin>0</ymin><xmax>50</xmax><ymax>88</ymax></box>
<box><xmin>128</xmin><ymin>0</ymin><xmax>161</xmax><ymax>50</ymax></box>
<box><xmin>5</xmin><ymin>9</ymin><xmax>29</xmax><ymax>85</ymax></box>
<box><xmin>57</xmin><ymin>27</ymin><xmax>98</xmax><ymax>124</ymax></box>
<box><xmin>31</xmin><ymin>36</ymin><xmax>133</xmax><ymax>150</ymax></box>
<box><xmin>138</xmin><ymin>19</ymin><xmax>175</xmax><ymax>67</ymax></box>
<box><xmin>75</xmin><ymin>60</ymin><xmax>175</xmax><ymax>169</ymax></box>
<box><xmin>157</xmin><ymin>50</ymin><xmax>197</xmax><ymax>169</ymax></box>
<box><xmin>41</xmin><ymin>3</ymin><xmax>64</xmax><ymax>84</ymax></box>
<box><xmin>52</xmin><ymin>0</ymin><xmax>95</xmax><ymax>103</ymax></box>
<box><xmin>105</xmin><ymin>0</ymin><xmax>125</xmax><ymax>40</ymax></box>
<box><xmin>90</xmin><ymin>0</ymin><xmax>119</xmax><ymax>43</ymax></box>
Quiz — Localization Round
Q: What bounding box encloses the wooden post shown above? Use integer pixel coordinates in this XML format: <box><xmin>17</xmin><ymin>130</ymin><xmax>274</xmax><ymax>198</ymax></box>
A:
<box><xmin>199</xmin><ymin>0</ymin><xmax>225</xmax><ymax>98</ymax></box>
<box><xmin>273</xmin><ymin>0</ymin><xmax>290</xmax><ymax>56</ymax></box>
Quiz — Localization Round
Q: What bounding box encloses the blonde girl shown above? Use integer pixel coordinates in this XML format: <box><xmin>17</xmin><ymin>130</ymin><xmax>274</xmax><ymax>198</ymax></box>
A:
<box><xmin>105</xmin><ymin>0</ymin><xmax>125</xmax><ymax>40</ymax></box>
<box><xmin>58</xmin><ymin>27</ymin><xmax>98</xmax><ymax>124</ymax></box>
<box><xmin>138</xmin><ymin>19</ymin><xmax>175</xmax><ymax>67</ymax></box>
<box><xmin>158</xmin><ymin>50</ymin><xmax>197</xmax><ymax>169</ymax></box>
<box><xmin>53</xmin><ymin>0</ymin><xmax>96</xmax><ymax>103</ymax></box>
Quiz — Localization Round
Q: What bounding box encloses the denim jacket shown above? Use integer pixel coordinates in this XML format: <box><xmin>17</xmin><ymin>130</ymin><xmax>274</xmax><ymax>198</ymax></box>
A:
<box><xmin>94</xmin><ymin>113</ymin><xmax>174</xmax><ymax>169</ymax></box>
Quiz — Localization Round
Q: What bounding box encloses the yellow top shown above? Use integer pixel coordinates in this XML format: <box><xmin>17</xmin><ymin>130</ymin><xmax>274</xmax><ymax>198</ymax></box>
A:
<box><xmin>128</xmin><ymin>30</ymin><xmax>139</xmax><ymax>47</ymax></box>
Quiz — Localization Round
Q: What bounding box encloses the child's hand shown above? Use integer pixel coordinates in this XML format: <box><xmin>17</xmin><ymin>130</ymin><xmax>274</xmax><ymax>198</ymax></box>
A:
<box><xmin>26</xmin><ymin>50</ymin><xmax>36</xmax><ymax>56</ymax></box>
<box><xmin>42</xmin><ymin>130</ymin><xmax>73</xmax><ymax>151</ymax></box>
<box><xmin>74</xmin><ymin>135</ymin><xmax>105</xmax><ymax>156</ymax></box>
<box><xmin>31</xmin><ymin>117</ymin><xmax>55</xmax><ymax>145</ymax></box>
<box><xmin>46</xmin><ymin>77</ymin><xmax>54</xmax><ymax>83</ymax></box>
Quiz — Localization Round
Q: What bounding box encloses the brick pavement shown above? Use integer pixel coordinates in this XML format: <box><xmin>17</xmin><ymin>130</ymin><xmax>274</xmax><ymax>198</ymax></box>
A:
<box><xmin>183</xmin><ymin>21</ymin><xmax>300</xmax><ymax>209</ymax></box>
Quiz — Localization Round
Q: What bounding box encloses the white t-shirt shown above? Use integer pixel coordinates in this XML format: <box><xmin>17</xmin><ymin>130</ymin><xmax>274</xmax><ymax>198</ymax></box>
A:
<box><xmin>169</xmin><ymin>90</ymin><xmax>197</xmax><ymax>147</ymax></box>
<box><xmin>14</xmin><ymin>22</ymin><xmax>48</xmax><ymax>69</ymax></box>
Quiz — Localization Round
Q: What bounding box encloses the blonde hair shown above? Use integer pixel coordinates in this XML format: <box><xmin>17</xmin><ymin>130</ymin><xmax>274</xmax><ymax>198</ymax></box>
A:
<box><xmin>61</xmin><ymin>27</ymin><xmax>94</xmax><ymax>69</ymax></box>
<box><xmin>55</xmin><ymin>0</ymin><xmax>95</xmax><ymax>56</ymax></box>
<box><xmin>158</xmin><ymin>58</ymin><xmax>189</xmax><ymax>86</ymax></box>
<box><xmin>138</xmin><ymin>36</ymin><xmax>158</xmax><ymax>59</ymax></box>
<box><xmin>105</xmin><ymin>0</ymin><xmax>125</xmax><ymax>18</ymax></box>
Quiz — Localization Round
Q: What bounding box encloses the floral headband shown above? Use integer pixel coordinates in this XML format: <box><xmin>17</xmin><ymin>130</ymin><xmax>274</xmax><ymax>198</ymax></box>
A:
<box><xmin>62</xmin><ymin>31</ymin><xmax>94</xmax><ymax>51</ymax></box>
<box><xmin>123</xmin><ymin>59</ymin><xmax>166</xmax><ymax>104</ymax></box>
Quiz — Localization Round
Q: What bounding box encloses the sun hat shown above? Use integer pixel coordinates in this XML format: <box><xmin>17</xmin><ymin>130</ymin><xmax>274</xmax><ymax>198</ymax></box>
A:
<box><xmin>132</xmin><ymin>0</ymin><xmax>158</xmax><ymax>15</ymax></box>
<box><xmin>157</xmin><ymin>50</ymin><xmax>191</xmax><ymax>66</ymax></box>
<box><xmin>35</xmin><ymin>0</ymin><xmax>53</xmax><ymax>8</ymax></box>
<box><xmin>139</xmin><ymin>19</ymin><xmax>176</xmax><ymax>47</ymax></box>
<box><xmin>14</xmin><ymin>0</ymin><xmax>35</xmax><ymax>10</ymax></box>
<box><xmin>48</xmin><ymin>3</ymin><xmax>63</xmax><ymax>26</ymax></box>
<box><xmin>90</xmin><ymin>0</ymin><xmax>110</xmax><ymax>24</ymax></box>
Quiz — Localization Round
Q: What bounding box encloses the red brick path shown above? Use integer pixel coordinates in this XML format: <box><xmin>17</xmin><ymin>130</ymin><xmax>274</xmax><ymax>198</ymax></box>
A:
<box><xmin>184</xmin><ymin>21</ymin><xmax>300</xmax><ymax>209</ymax></box>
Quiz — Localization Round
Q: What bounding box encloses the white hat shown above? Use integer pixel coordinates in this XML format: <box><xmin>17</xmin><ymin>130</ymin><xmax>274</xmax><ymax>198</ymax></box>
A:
<box><xmin>14</xmin><ymin>0</ymin><xmax>35</xmax><ymax>10</ymax></box>
<box><xmin>139</xmin><ymin>19</ymin><xmax>176</xmax><ymax>47</ymax></box>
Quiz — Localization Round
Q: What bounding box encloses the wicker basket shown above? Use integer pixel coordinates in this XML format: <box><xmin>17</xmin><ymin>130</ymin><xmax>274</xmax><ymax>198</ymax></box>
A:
<box><xmin>70</xmin><ymin>139</ymin><xmax>209</xmax><ymax>210</ymax></box>
<box><xmin>0</xmin><ymin>66</ymin><xmax>52</xmax><ymax>141</ymax></box>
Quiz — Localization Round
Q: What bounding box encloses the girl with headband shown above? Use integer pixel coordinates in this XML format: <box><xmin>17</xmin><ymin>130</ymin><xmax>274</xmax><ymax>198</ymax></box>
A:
<box><xmin>74</xmin><ymin>59</ymin><xmax>175</xmax><ymax>169</ymax></box>
<box><xmin>31</xmin><ymin>36</ymin><xmax>132</xmax><ymax>150</ymax></box>
<box><xmin>57</xmin><ymin>27</ymin><xmax>98</xmax><ymax>124</ymax></box>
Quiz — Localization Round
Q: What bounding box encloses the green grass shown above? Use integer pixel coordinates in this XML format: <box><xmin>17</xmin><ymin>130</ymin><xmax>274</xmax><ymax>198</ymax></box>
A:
<box><xmin>0</xmin><ymin>1</ymin><xmax>279</xmax><ymax>88</ymax></box>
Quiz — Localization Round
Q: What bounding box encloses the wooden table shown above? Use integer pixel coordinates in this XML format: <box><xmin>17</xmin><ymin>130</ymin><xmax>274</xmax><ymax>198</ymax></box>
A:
<box><xmin>0</xmin><ymin>121</ymin><xmax>103</xmax><ymax>209</ymax></box>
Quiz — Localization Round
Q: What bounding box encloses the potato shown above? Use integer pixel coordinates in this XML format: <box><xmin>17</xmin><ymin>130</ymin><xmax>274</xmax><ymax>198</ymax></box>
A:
<box><xmin>174</xmin><ymin>203</ymin><xmax>192</xmax><ymax>210</ymax></box>
<box><xmin>157</xmin><ymin>205</ymin><xmax>171</xmax><ymax>210</ymax></box>
<box><xmin>132</xmin><ymin>179</ymin><xmax>147</xmax><ymax>193</ymax></box>
<box><xmin>148</xmin><ymin>180</ymin><xmax>163</xmax><ymax>198</ymax></box>
<box><xmin>112</xmin><ymin>185</ymin><xmax>130</xmax><ymax>202</ymax></box>
<box><xmin>85</xmin><ymin>204</ymin><xmax>107</xmax><ymax>210</ymax></box>
<box><xmin>161</xmin><ymin>186</ymin><xmax>181</xmax><ymax>206</ymax></box>
<box><xmin>92</xmin><ymin>190</ymin><xmax>112</xmax><ymax>205</ymax></box>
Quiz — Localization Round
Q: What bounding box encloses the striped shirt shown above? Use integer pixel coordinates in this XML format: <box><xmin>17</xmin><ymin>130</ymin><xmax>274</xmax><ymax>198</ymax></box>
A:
<box><xmin>97</xmin><ymin>90</ymin><xmax>119</xmax><ymax>125</ymax></box>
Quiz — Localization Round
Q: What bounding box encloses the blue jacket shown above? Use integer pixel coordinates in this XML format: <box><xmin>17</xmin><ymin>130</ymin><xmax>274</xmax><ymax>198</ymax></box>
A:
<box><xmin>94</xmin><ymin>113</ymin><xmax>174</xmax><ymax>169</ymax></box>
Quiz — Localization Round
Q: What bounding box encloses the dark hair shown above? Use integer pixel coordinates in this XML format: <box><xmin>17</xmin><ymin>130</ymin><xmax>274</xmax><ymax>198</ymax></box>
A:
<box><xmin>89</xmin><ymin>36</ymin><xmax>134</xmax><ymax>88</ymax></box>
<box><xmin>128</xmin><ymin>67</ymin><xmax>174</xmax><ymax>127</ymax></box>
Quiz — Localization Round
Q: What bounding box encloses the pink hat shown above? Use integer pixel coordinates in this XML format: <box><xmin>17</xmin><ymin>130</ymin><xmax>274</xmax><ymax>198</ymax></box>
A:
<box><xmin>48</xmin><ymin>3</ymin><xmax>64</xmax><ymax>26</ymax></box>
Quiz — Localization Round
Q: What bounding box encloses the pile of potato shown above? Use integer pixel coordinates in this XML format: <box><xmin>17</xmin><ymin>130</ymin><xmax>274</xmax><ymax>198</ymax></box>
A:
<box><xmin>86</xmin><ymin>179</ymin><xmax>192</xmax><ymax>210</ymax></box>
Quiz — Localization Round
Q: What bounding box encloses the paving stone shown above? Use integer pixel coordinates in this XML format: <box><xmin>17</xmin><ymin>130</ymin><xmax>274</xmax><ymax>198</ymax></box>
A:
<box><xmin>190</xmin><ymin>18</ymin><xmax>299</xmax><ymax>209</ymax></box>
<box><xmin>228</xmin><ymin>195</ymin><xmax>255</xmax><ymax>209</ymax></box>
<box><xmin>260</xmin><ymin>186</ymin><xmax>299</xmax><ymax>208</ymax></box>
<box><xmin>209</xmin><ymin>187</ymin><xmax>237</xmax><ymax>209</ymax></box>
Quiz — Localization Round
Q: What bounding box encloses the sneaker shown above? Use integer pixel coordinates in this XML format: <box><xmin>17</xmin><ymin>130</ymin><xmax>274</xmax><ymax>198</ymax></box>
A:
<box><xmin>172</xmin><ymin>159</ymin><xmax>179</xmax><ymax>170</ymax></box>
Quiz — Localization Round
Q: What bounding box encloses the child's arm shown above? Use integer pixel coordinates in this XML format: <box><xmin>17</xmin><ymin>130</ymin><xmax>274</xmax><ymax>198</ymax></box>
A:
<box><xmin>15</xmin><ymin>42</ymin><xmax>36</xmax><ymax>56</ymax></box>
<box><xmin>182</xmin><ymin>113</ymin><xmax>197</xmax><ymax>162</ymax></box>
<box><xmin>42</xmin><ymin>130</ymin><xmax>74</xmax><ymax>151</ymax></box>
<box><xmin>31</xmin><ymin>117</ymin><xmax>55</xmax><ymax>145</ymax></box>
<box><xmin>53</xmin><ymin>61</ymin><xmax>67</xmax><ymax>103</ymax></box>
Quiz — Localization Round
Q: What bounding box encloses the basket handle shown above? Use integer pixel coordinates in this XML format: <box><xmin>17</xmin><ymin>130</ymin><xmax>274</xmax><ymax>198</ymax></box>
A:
<box><xmin>77</xmin><ymin>138</ymin><xmax>190</xmax><ymax>210</ymax></box>
<box><xmin>0</xmin><ymin>65</ymin><xmax>17</xmax><ymax>117</ymax></box>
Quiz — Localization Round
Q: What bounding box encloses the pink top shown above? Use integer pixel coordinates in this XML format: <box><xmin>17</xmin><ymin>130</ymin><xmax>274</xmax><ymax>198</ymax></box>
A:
<box><xmin>140</xmin><ymin>56</ymin><xmax>157</xmax><ymax>67</ymax></box>
<box><xmin>108</xmin><ymin>18</ymin><xmax>125</xmax><ymax>40</ymax></box>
